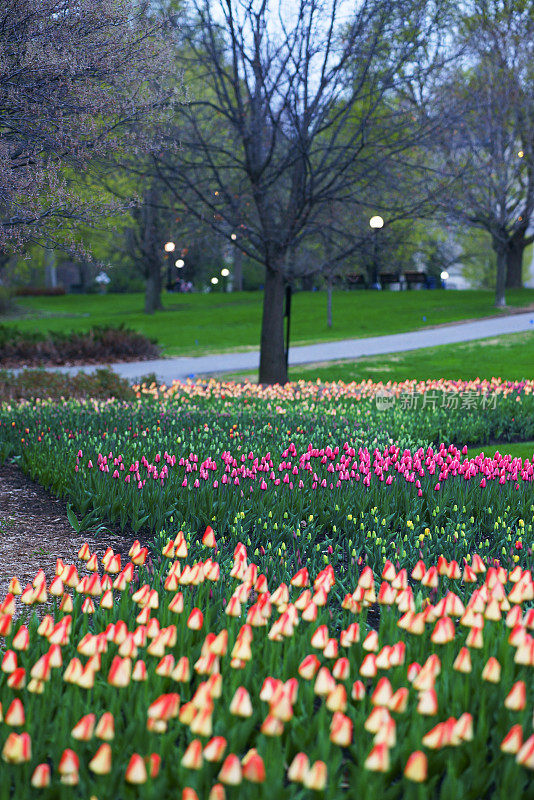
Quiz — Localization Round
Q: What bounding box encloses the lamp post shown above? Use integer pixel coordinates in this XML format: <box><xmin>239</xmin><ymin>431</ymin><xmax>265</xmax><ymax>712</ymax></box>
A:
<box><xmin>221</xmin><ymin>267</ymin><xmax>230</xmax><ymax>292</ymax></box>
<box><xmin>369</xmin><ymin>215</ymin><xmax>384</xmax><ymax>289</ymax></box>
<box><xmin>164</xmin><ymin>241</ymin><xmax>175</xmax><ymax>291</ymax></box>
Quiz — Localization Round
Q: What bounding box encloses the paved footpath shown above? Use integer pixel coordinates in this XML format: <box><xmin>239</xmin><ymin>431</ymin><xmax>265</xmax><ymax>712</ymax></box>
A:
<box><xmin>35</xmin><ymin>311</ymin><xmax>534</xmax><ymax>383</ymax></box>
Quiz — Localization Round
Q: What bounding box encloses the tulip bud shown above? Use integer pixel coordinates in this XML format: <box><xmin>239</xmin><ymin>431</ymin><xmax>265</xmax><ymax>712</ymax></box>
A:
<box><xmin>242</xmin><ymin>749</ymin><xmax>266</xmax><ymax>783</ymax></box>
<box><xmin>330</xmin><ymin>711</ymin><xmax>353</xmax><ymax>746</ymax></box>
<box><xmin>404</xmin><ymin>751</ymin><xmax>427</xmax><ymax>782</ymax></box>
<box><xmin>182</xmin><ymin>739</ymin><xmax>203</xmax><ymax>770</ymax></box>
<box><xmin>58</xmin><ymin>748</ymin><xmax>79</xmax><ymax>778</ymax></box>
<box><xmin>125</xmin><ymin>753</ymin><xmax>148</xmax><ymax>783</ymax></box>
<box><xmin>298</xmin><ymin>654</ymin><xmax>320</xmax><ymax>680</ymax></box>
<box><xmin>4</xmin><ymin>698</ymin><xmax>24</xmax><ymax>727</ymax></box>
<box><xmin>71</xmin><ymin>713</ymin><xmax>96</xmax><ymax>741</ymax></box>
<box><xmin>481</xmin><ymin>656</ymin><xmax>501</xmax><ymax>683</ymax></box>
<box><xmin>364</xmin><ymin>743</ymin><xmax>390</xmax><ymax>772</ymax></box>
<box><xmin>89</xmin><ymin>743</ymin><xmax>112</xmax><ymax>774</ymax></box>
<box><xmin>229</xmin><ymin>686</ymin><xmax>253</xmax><ymax>718</ymax></box>
<box><xmin>218</xmin><ymin>753</ymin><xmax>242</xmax><ymax>785</ymax></box>
<box><xmin>303</xmin><ymin>760</ymin><xmax>327</xmax><ymax>790</ymax></box>
<box><xmin>2</xmin><ymin>732</ymin><xmax>31</xmax><ymax>764</ymax></box>
<box><xmin>351</xmin><ymin>680</ymin><xmax>366</xmax><ymax>701</ymax></box>
<box><xmin>31</xmin><ymin>763</ymin><xmax>51</xmax><ymax>787</ymax></box>
<box><xmin>504</xmin><ymin>680</ymin><xmax>526</xmax><ymax>711</ymax></box>
<box><xmin>287</xmin><ymin>752</ymin><xmax>310</xmax><ymax>783</ymax></box>
<box><xmin>95</xmin><ymin>712</ymin><xmax>115</xmax><ymax>740</ymax></box>
<box><xmin>516</xmin><ymin>734</ymin><xmax>534</xmax><ymax>769</ymax></box>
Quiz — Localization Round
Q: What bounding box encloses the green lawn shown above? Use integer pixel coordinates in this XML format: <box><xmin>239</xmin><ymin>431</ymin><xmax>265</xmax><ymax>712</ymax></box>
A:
<box><xmin>214</xmin><ymin>330</ymin><xmax>534</xmax><ymax>384</ymax></box>
<box><xmin>4</xmin><ymin>288</ymin><xmax>534</xmax><ymax>357</ymax></box>
<box><xmin>466</xmin><ymin>441</ymin><xmax>534</xmax><ymax>460</ymax></box>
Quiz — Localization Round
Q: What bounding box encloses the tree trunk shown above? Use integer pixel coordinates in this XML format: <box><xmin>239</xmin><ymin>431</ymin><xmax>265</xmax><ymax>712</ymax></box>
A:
<box><xmin>144</xmin><ymin>269</ymin><xmax>162</xmax><ymax>314</ymax></box>
<box><xmin>258</xmin><ymin>266</ymin><xmax>287</xmax><ymax>385</ymax></box>
<box><xmin>233</xmin><ymin>248</ymin><xmax>243</xmax><ymax>292</ymax></box>
<box><xmin>494</xmin><ymin>247</ymin><xmax>507</xmax><ymax>308</ymax></box>
<box><xmin>44</xmin><ymin>249</ymin><xmax>57</xmax><ymax>289</ymax></box>
<box><xmin>505</xmin><ymin>238</ymin><xmax>524</xmax><ymax>289</ymax></box>
<box><xmin>327</xmin><ymin>279</ymin><xmax>333</xmax><ymax>328</ymax></box>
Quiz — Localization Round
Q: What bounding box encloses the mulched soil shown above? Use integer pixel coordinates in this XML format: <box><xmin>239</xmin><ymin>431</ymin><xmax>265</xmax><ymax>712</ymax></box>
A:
<box><xmin>0</xmin><ymin>462</ymin><xmax>148</xmax><ymax>601</ymax></box>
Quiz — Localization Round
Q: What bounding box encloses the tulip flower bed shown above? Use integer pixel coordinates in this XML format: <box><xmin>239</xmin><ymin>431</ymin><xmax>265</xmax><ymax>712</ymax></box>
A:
<box><xmin>0</xmin><ymin>379</ymin><xmax>533</xmax><ymax>575</ymax></box>
<box><xmin>0</xmin><ymin>531</ymin><xmax>533</xmax><ymax>799</ymax></box>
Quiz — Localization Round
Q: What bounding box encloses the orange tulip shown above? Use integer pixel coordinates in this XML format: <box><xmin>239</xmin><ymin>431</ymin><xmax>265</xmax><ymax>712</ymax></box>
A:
<box><xmin>12</xmin><ymin>625</ymin><xmax>29</xmax><ymax>651</ymax></box>
<box><xmin>314</xmin><ymin>666</ymin><xmax>336</xmax><ymax>696</ymax></box>
<box><xmin>389</xmin><ymin>687</ymin><xmax>409</xmax><ymax>713</ymax></box>
<box><xmin>404</xmin><ymin>751</ymin><xmax>427</xmax><ymax>782</ymax></box>
<box><xmin>326</xmin><ymin>684</ymin><xmax>348</xmax><ymax>713</ymax></box>
<box><xmin>2</xmin><ymin>732</ymin><xmax>31</xmax><ymax>764</ymax></box>
<box><xmin>229</xmin><ymin>686</ymin><xmax>253</xmax><ymax>717</ymax></box>
<box><xmin>298</xmin><ymin>654</ymin><xmax>320</xmax><ymax>680</ymax></box>
<box><xmin>504</xmin><ymin>680</ymin><xmax>526</xmax><ymax>711</ymax></box>
<box><xmin>303</xmin><ymin>760</ymin><xmax>327</xmax><ymax>790</ymax></box>
<box><xmin>218</xmin><ymin>754</ymin><xmax>242</xmax><ymax>785</ymax></box>
<box><xmin>89</xmin><ymin>743</ymin><xmax>112</xmax><ymax>774</ymax></box>
<box><xmin>202</xmin><ymin>525</ymin><xmax>217</xmax><ymax>547</ymax></box>
<box><xmin>7</xmin><ymin>667</ymin><xmax>25</xmax><ymax>689</ymax></box>
<box><xmin>310</xmin><ymin>624</ymin><xmax>329</xmax><ymax>649</ymax></box>
<box><xmin>1</xmin><ymin>650</ymin><xmax>17</xmax><ymax>674</ymax></box>
<box><xmin>242</xmin><ymin>749</ymin><xmax>266</xmax><ymax>783</ymax></box>
<box><xmin>351</xmin><ymin>680</ymin><xmax>366</xmax><ymax>701</ymax></box>
<box><xmin>330</xmin><ymin>711</ymin><xmax>353</xmax><ymax>746</ymax></box>
<box><xmin>260</xmin><ymin>713</ymin><xmax>284</xmax><ymax>736</ymax></box>
<box><xmin>187</xmin><ymin>608</ymin><xmax>204</xmax><ymax>630</ymax></box>
<box><xmin>182</xmin><ymin>739</ymin><xmax>203</xmax><ymax>770</ymax></box>
<box><xmin>417</xmin><ymin>689</ymin><xmax>438</xmax><ymax>716</ymax></box>
<box><xmin>71</xmin><ymin>713</ymin><xmax>96</xmax><ymax>741</ymax></box>
<box><xmin>453</xmin><ymin>646</ymin><xmax>472</xmax><ymax>673</ymax></box>
<box><xmin>4</xmin><ymin>698</ymin><xmax>25</xmax><ymax>727</ymax></box>
<box><xmin>125</xmin><ymin>754</ymin><xmax>147</xmax><ymax>784</ymax></box>
<box><xmin>332</xmin><ymin>656</ymin><xmax>350</xmax><ymax>680</ymax></box>
<box><xmin>31</xmin><ymin>763</ymin><xmax>51</xmax><ymax>788</ymax></box>
<box><xmin>365</xmin><ymin>743</ymin><xmax>390</xmax><ymax>772</ymax></box>
<box><xmin>516</xmin><ymin>734</ymin><xmax>534</xmax><ymax>769</ymax></box>
<box><xmin>58</xmin><ymin>748</ymin><xmax>79</xmax><ymax>779</ymax></box>
<box><xmin>287</xmin><ymin>752</ymin><xmax>310</xmax><ymax>783</ymax></box>
<box><xmin>94</xmin><ymin>712</ymin><xmax>115</xmax><ymax>740</ymax></box>
<box><xmin>371</xmin><ymin>677</ymin><xmax>393</xmax><ymax>707</ymax></box>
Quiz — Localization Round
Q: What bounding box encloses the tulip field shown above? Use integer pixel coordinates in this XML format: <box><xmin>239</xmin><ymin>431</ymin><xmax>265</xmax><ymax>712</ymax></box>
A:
<box><xmin>0</xmin><ymin>377</ymin><xmax>533</xmax><ymax>797</ymax></box>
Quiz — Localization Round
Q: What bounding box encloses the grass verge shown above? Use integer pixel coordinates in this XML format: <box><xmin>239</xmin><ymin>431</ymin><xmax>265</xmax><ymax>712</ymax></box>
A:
<box><xmin>3</xmin><ymin>288</ymin><xmax>534</xmax><ymax>357</ymax></box>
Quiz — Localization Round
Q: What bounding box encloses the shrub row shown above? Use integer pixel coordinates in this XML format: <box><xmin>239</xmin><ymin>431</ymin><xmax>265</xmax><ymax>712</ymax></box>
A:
<box><xmin>0</xmin><ymin>369</ymin><xmax>136</xmax><ymax>403</ymax></box>
<box><xmin>0</xmin><ymin>325</ymin><xmax>160</xmax><ymax>367</ymax></box>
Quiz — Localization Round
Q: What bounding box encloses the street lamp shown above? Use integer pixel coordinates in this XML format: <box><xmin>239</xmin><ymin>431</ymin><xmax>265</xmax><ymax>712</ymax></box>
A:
<box><xmin>210</xmin><ymin>277</ymin><xmax>219</xmax><ymax>286</ymax></box>
<box><xmin>175</xmin><ymin>259</ymin><xmax>185</xmax><ymax>269</ymax></box>
<box><xmin>220</xmin><ymin>267</ymin><xmax>230</xmax><ymax>293</ymax></box>
<box><xmin>369</xmin><ymin>216</ymin><xmax>384</xmax><ymax>289</ymax></box>
<box><xmin>164</xmin><ymin>241</ymin><xmax>175</xmax><ymax>291</ymax></box>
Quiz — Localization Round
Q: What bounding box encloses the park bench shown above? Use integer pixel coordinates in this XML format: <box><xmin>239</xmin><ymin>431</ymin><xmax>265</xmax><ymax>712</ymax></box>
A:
<box><xmin>403</xmin><ymin>270</ymin><xmax>428</xmax><ymax>289</ymax></box>
<box><xmin>379</xmin><ymin>271</ymin><xmax>402</xmax><ymax>289</ymax></box>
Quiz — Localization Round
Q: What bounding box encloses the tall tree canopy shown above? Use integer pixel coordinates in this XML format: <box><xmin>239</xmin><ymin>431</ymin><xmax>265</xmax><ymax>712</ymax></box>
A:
<box><xmin>153</xmin><ymin>0</ymin><xmax>449</xmax><ymax>384</ymax></box>
<box><xmin>0</xmin><ymin>0</ymin><xmax>175</xmax><ymax>251</ymax></box>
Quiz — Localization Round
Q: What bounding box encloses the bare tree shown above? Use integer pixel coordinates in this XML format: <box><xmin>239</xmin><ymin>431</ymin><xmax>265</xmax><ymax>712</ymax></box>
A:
<box><xmin>123</xmin><ymin>184</ymin><xmax>168</xmax><ymax>314</ymax></box>
<box><xmin>153</xmin><ymin>0</ymin><xmax>449</xmax><ymax>384</ymax></box>
<box><xmin>0</xmin><ymin>0</ymin><xmax>175</xmax><ymax>252</ymax></box>
<box><xmin>428</xmin><ymin>0</ymin><xmax>534</xmax><ymax>306</ymax></box>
